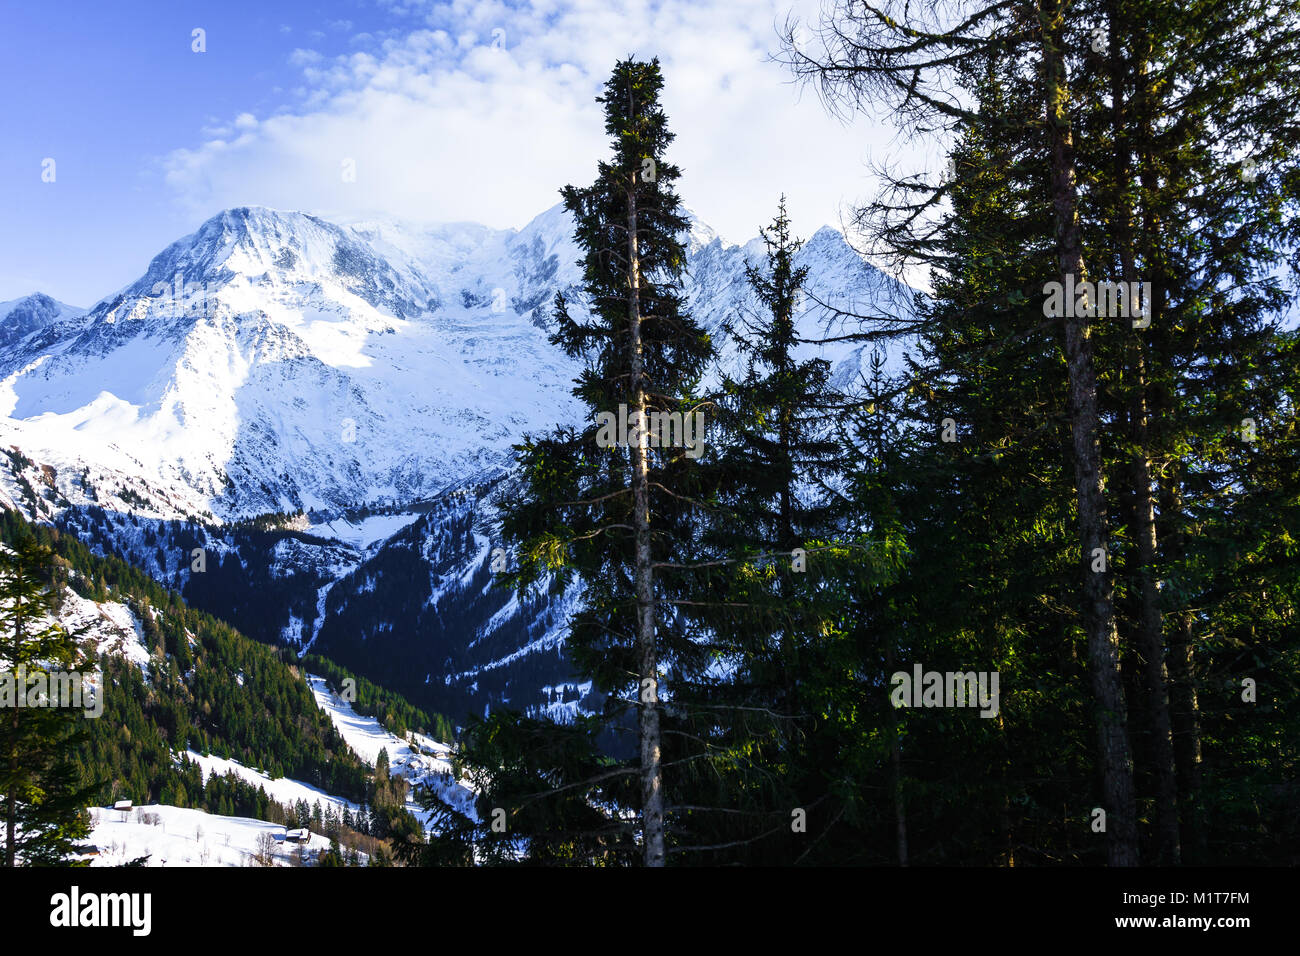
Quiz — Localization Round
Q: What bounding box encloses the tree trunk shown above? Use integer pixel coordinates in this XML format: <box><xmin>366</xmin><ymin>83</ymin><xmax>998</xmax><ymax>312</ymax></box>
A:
<box><xmin>997</xmin><ymin>714</ymin><xmax>1015</xmax><ymax>866</ymax></box>
<box><xmin>1040</xmin><ymin>0</ymin><xmax>1138</xmax><ymax>866</ymax></box>
<box><xmin>1108</xmin><ymin>6</ymin><xmax>1181</xmax><ymax>863</ymax></box>
<box><xmin>1159</xmin><ymin>477</ymin><xmax>1204</xmax><ymax>859</ymax></box>
<box><xmin>5</xmin><ymin>704</ymin><xmax>16</xmax><ymax>867</ymax></box>
<box><xmin>891</xmin><ymin>725</ymin><xmax>908</xmax><ymax>866</ymax></box>
<box><xmin>627</xmin><ymin>171</ymin><xmax>665</xmax><ymax>868</ymax></box>
<box><xmin>1127</xmin><ymin>357</ymin><xmax>1180</xmax><ymax>863</ymax></box>
<box><xmin>885</xmin><ymin>643</ymin><xmax>908</xmax><ymax>865</ymax></box>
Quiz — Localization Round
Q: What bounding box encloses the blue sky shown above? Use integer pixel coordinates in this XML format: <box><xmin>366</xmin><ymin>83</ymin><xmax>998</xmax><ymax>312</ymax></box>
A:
<box><xmin>1</xmin><ymin>0</ymin><xmax>924</xmax><ymax>305</ymax></box>
<box><xmin>1</xmin><ymin>1</ymin><xmax>377</xmax><ymax>301</ymax></box>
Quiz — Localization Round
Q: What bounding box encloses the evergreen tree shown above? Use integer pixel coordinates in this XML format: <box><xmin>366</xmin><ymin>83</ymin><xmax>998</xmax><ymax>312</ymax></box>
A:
<box><xmin>490</xmin><ymin>57</ymin><xmax>714</xmax><ymax>866</ymax></box>
<box><xmin>715</xmin><ymin>197</ymin><xmax>842</xmax><ymax>552</ymax></box>
<box><xmin>1075</xmin><ymin>0</ymin><xmax>1300</xmax><ymax>862</ymax></box>
<box><xmin>662</xmin><ymin>198</ymin><xmax>903</xmax><ymax>862</ymax></box>
<box><xmin>0</xmin><ymin>538</ymin><xmax>96</xmax><ymax>865</ymax></box>
<box><xmin>318</xmin><ymin>836</ymin><xmax>344</xmax><ymax>867</ymax></box>
<box><xmin>781</xmin><ymin>0</ymin><xmax>1300</xmax><ymax>865</ymax></box>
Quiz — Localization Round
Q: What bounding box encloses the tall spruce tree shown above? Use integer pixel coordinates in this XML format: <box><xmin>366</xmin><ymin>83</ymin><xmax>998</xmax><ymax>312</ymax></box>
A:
<box><xmin>490</xmin><ymin>57</ymin><xmax>713</xmax><ymax>866</ymax></box>
<box><xmin>656</xmin><ymin>198</ymin><xmax>904</xmax><ymax>863</ymax></box>
<box><xmin>697</xmin><ymin>197</ymin><xmax>845</xmax><ymax>744</ymax></box>
<box><xmin>1072</xmin><ymin>0</ymin><xmax>1300</xmax><ymax>862</ymax></box>
<box><xmin>887</xmin><ymin>67</ymin><xmax>1104</xmax><ymax>864</ymax></box>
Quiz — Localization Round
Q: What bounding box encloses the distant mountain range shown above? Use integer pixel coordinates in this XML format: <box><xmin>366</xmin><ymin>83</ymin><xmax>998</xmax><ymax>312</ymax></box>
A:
<box><xmin>0</xmin><ymin>203</ymin><xmax>912</xmax><ymax>724</ymax></box>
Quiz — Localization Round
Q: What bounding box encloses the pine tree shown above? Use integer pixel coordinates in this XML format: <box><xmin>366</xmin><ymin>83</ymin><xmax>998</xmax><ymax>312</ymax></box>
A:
<box><xmin>491</xmin><ymin>57</ymin><xmax>714</xmax><ymax>866</ymax></box>
<box><xmin>860</xmin><ymin>64</ymin><xmax>1104</xmax><ymax>864</ymax></box>
<box><xmin>661</xmin><ymin>198</ymin><xmax>903</xmax><ymax>862</ymax></box>
<box><xmin>318</xmin><ymin>836</ymin><xmax>343</xmax><ymax>867</ymax></box>
<box><xmin>782</xmin><ymin>0</ymin><xmax>1300</xmax><ymax>865</ymax></box>
<box><xmin>0</xmin><ymin>538</ymin><xmax>96</xmax><ymax>865</ymax></box>
<box><xmin>784</xmin><ymin>0</ymin><xmax>1142</xmax><ymax>865</ymax></box>
<box><xmin>1074</xmin><ymin>0</ymin><xmax>1300</xmax><ymax>862</ymax></box>
<box><xmin>715</xmin><ymin>197</ymin><xmax>842</xmax><ymax>554</ymax></box>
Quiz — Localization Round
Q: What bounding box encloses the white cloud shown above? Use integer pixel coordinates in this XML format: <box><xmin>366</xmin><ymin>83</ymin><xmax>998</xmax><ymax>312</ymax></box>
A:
<box><xmin>161</xmin><ymin>0</ymin><xmax>932</xmax><ymax>246</ymax></box>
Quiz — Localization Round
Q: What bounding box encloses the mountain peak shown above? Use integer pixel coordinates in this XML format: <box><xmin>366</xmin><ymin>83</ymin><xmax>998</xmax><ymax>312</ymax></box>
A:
<box><xmin>0</xmin><ymin>290</ymin><xmax>83</xmax><ymax>314</ymax></box>
<box><xmin>0</xmin><ymin>292</ymin><xmax>85</xmax><ymax>349</ymax></box>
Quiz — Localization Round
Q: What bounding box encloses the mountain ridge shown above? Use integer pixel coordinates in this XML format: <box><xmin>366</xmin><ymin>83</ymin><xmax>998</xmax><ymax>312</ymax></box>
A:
<box><xmin>0</xmin><ymin>201</ymin><xmax>912</xmax><ymax>722</ymax></box>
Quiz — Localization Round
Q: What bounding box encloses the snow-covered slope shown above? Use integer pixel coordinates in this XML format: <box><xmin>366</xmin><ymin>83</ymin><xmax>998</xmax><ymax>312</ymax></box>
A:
<box><xmin>308</xmin><ymin>675</ymin><xmax>477</xmax><ymax>822</ymax></box>
<box><xmin>85</xmin><ymin>803</ymin><xmax>329</xmax><ymax>867</ymax></box>
<box><xmin>23</xmin><ymin>565</ymin><xmax>473</xmax><ymax>863</ymax></box>
<box><xmin>0</xmin><ymin>207</ymin><xmax>582</xmax><ymax>521</ymax></box>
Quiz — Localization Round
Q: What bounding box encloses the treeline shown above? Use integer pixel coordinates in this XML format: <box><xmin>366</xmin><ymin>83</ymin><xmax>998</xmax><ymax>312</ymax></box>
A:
<box><xmin>0</xmin><ymin>510</ymin><xmax>372</xmax><ymax>811</ymax></box>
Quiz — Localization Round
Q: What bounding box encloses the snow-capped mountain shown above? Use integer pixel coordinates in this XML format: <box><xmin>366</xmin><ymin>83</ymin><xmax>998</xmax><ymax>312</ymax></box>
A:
<box><xmin>0</xmin><ymin>293</ymin><xmax>85</xmax><ymax>350</ymax></box>
<box><xmin>0</xmin><ymin>202</ymin><xmax>905</xmax><ymax>522</ymax></box>
<box><xmin>0</xmin><ymin>202</ymin><xmax>912</xmax><ymax>723</ymax></box>
<box><xmin>0</xmin><ymin>207</ymin><xmax>586</xmax><ymax>521</ymax></box>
